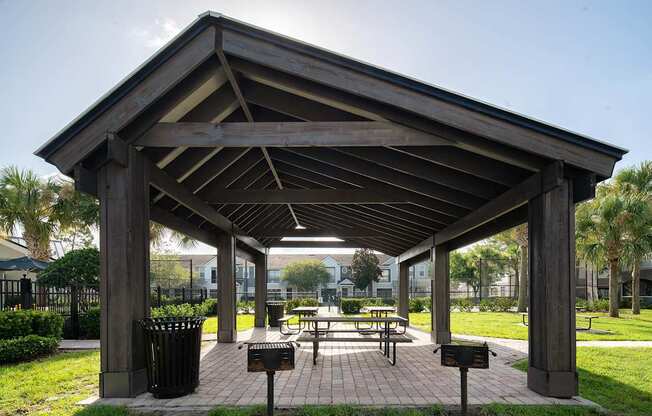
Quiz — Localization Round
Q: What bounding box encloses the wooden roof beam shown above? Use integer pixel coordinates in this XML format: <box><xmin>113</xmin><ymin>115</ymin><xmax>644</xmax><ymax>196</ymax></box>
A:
<box><xmin>135</xmin><ymin>121</ymin><xmax>450</xmax><ymax>148</ymax></box>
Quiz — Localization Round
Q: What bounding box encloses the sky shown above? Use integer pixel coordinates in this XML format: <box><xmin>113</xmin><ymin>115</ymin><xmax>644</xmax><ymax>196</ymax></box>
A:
<box><xmin>1</xmin><ymin>0</ymin><xmax>650</xmax><ymax>254</ymax></box>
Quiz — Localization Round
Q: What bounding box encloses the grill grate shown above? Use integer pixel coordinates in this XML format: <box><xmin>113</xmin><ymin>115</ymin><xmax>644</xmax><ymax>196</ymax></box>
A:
<box><xmin>249</xmin><ymin>342</ymin><xmax>294</xmax><ymax>350</ymax></box>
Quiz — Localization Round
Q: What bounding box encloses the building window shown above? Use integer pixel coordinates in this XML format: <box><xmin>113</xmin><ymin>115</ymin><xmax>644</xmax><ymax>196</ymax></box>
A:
<box><xmin>340</xmin><ymin>266</ymin><xmax>352</xmax><ymax>279</ymax></box>
<box><xmin>198</xmin><ymin>269</ymin><xmax>205</xmax><ymax>279</ymax></box>
<box><xmin>211</xmin><ymin>267</ymin><xmax>217</xmax><ymax>284</ymax></box>
<box><xmin>377</xmin><ymin>288</ymin><xmax>392</xmax><ymax>299</ymax></box>
<box><xmin>326</xmin><ymin>267</ymin><xmax>336</xmax><ymax>282</ymax></box>
<box><xmin>268</xmin><ymin>288</ymin><xmax>282</xmax><ymax>300</ymax></box>
<box><xmin>419</xmin><ymin>269</ymin><xmax>425</xmax><ymax>277</ymax></box>
<box><xmin>268</xmin><ymin>269</ymin><xmax>281</xmax><ymax>283</ymax></box>
<box><xmin>379</xmin><ymin>269</ymin><xmax>391</xmax><ymax>282</ymax></box>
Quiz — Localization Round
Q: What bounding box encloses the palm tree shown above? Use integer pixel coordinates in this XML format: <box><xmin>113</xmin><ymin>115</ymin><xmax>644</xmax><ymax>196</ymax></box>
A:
<box><xmin>493</xmin><ymin>224</ymin><xmax>528</xmax><ymax>312</ymax></box>
<box><xmin>615</xmin><ymin>162</ymin><xmax>652</xmax><ymax>314</ymax></box>
<box><xmin>0</xmin><ymin>167</ymin><xmax>63</xmax><ymax>259</ymax></box>
<box><xmin>576</xmin><ymin>184</ymin><xmax>650</xmax><ymax>317</ymax></box>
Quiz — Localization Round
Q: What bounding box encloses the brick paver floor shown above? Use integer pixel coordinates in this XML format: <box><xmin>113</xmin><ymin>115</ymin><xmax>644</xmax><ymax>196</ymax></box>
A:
<box><xmin>94</xmin><ymin>325</ymin><xmax>594</xmax><ymax>412</ymax></box>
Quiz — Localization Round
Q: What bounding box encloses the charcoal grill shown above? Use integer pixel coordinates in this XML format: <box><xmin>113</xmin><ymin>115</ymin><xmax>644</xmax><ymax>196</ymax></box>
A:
<box><xmin>240</xmin><ymin>341</ymin><xmax>298</xmax><ymax>416</ymax></box>
<box><xmin>434</xmin><ymin>341</ymin><xmax>496</xmax><ymax>416</ymax></box>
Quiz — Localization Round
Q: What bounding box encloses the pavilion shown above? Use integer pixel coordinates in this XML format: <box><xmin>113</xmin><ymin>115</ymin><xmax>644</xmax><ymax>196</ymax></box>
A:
<box><xmin>36</xmin><ymin>12</ymin><xmax>625</xmax><ymax>400</ymax></box>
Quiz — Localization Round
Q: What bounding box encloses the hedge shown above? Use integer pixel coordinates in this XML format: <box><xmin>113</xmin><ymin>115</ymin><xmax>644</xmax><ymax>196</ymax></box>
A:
<box><xmin>80</xmin><ymin>307</ymin><xmax>101</xmax><ymax>339</ymax></box>
<box><xmin>409</xmin><ymin>297</ymin><xmax>430</xmax><ymax>313</ymax></box>
<box><xmin>0</xmin><ymin>335</ymin><xmax>59</xmax><ymax>364</ymax></box>
<box><xmin>0</xmin><ymin>310</ymin><xmax>64</xmax><ymax>340</ymax></box>
<box><xmin>450</xmin><ymin>298</ymin><xmax>473</xmax><ymax>312</ymax></box>
<box><xmin>341</xmin><ymin>298</ymin><xmax>363</xmax><ymax>314</ymax></box>
<box><xmin>150</xmin><ymin>298</ymin><xmax>217</xmax><ymax>318</ymax></box>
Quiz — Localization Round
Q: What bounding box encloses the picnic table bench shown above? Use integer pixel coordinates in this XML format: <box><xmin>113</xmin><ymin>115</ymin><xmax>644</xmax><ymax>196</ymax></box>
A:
<box><xmin>297</xmin><ymin>316</ymin><xmax>411</xmax><ymax>365</ymax></box>
<box><xmin>521</xmin><ymin>313</ymin><xmax>600</xmax><ymax>331</ymax></box>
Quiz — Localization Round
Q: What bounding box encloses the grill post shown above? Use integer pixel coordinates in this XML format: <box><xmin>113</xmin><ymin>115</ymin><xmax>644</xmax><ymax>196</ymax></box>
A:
<box><xmin>266</xmin><ymin>370</ymin><xmax>274</xmax><ymax>416</ymax></box>
<box><xmin>460</xmin><ymin>367</ymin><xmax>468</xmax><ymax>416</ymax></box>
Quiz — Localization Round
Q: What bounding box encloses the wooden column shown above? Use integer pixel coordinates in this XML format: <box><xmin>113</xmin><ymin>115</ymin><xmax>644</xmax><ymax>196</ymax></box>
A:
<box><xmin>432</xmin><ymin>244</ymin><xmax>451</xmax><ymax>344</ymax></box>
<box><xmin>97</xmin><ymin>147</ymin><xmax>149</xmax><ymax>398</ymax></box>
<box><xmin>527</xmin><ymin>178</ymin><xmax>578</xmax><ymax>398</ymax></box>
<box><xmin>398</xmin><ymin>261</ymin><xmax>409</xmax><ymax>322</ymax></box>
<box><xmin>254</xmin><ymin>250</ymin><xmax>268</xmax><ymax>327</ymax></box>
<box><xmin>217</xmin><ymin>232</ymin><xmax>237</xmax><ymax>342</ymax></box>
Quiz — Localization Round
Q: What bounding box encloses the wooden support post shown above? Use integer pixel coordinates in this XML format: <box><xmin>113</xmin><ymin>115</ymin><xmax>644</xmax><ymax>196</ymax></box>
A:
<box><xmin>217</xmin><ymin>232</ymin><xmax>237</xmax><ymax>342</ymax></box>
<box><xmin>98</xmin><ymin>147</ymin><xmax>150</xmax><ymax>398</ymax></box>
<box><xmin>398</xmin><ymin>262</ymin><xmax>409</xmax><ymax>322</ymax></box>
<box><xmin>432</xmin><ymin>244</ymin><xmax>451</xmax><ymax>344</ymax></box>
<box><xmin>527</xmin><ymin>178</ymin><xmax>578</xmax><ymax>398</ymax></box>
<box><xmin>254</xmin><ymin>250</ymin><xmax>268</xmax><ymax>327</ymax></box>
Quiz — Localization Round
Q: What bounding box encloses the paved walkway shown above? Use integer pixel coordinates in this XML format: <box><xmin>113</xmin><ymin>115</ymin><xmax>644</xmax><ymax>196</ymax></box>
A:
<box><xmin>91</xmin><ymin>325</ymin><xmax>595</xmax><ymax>411</ymax></box>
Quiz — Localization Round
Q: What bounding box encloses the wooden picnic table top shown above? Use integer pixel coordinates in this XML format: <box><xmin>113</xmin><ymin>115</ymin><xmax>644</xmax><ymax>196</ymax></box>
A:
<box><xmin>364</xmin><ymin>306</ymin><xmax>396</xmax><ymax>312</ymax></box>
<box><xmin>300</xmin><ymin>315</ymin><xmax>407</xmax><ymax>323</ymax></box>
<box><xmin>291</xmin><ymin>306</ymin><xmax>320</xmax><ymax>313</ymax></box>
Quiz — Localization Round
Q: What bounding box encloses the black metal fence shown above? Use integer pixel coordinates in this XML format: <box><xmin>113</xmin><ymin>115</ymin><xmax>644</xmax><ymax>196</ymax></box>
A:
<box><xmin>151</xmin><ymin>285</ymin><xmax>209</xmax><ymax>307</ymax></box>
<box><xmin>0</xmin><ymin>278</ymin><xmax>99</xmax><ymax>338</ymax></box>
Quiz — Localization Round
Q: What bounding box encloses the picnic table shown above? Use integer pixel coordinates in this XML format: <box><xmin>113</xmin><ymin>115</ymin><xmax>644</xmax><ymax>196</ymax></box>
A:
<box><xmin>278</xmin><ymin>306</ymin><xmax>321</xmax><ymax>334</ymax></box>
<box><xmin>521</xmin><ymin>312</ymin><xmax>600</xmax><ymax>331</ymax></box>
<box><xmin>297</xmin><ymin>315</ymin><xmax>411</xmax><ymax>365</ymax></box>
<box><xmin>359</xmin><ymin>306</ymin><xmax>397</xmax><ymax>330</ymax></box>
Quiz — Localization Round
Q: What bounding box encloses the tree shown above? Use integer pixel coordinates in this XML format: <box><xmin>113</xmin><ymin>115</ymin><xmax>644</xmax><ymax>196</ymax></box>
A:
<box><xmin>351</xmin><ymin>248</ymin><xmax>381</xmax><ymax>294</ymax></box>
<box><xmin>615</xmin><ymin>161</ymin><xmax>652</xmax><ymax>314</ymax></box>
<box><xmin>281</xmin><ymin>260</ymin><xmax>330</xmax><ymax>292</ymax></box>
<box><xmin>38</xmin><ymin>248</ymin><xmax>100</xmax><ymax>287</ymax></box>
<box><xmin>150</xmin><ymin>252</ymin><xmax>190</xmax><ymax>289</ymax></box>
<box><xmin>450</xmin><ymin>251</ymin><xmax>478</xmax><ymax>296</ymax></box>
<box><xmin>449</xmin><ymin>242</ymin><xmax>506</xmax><ymax>298</ymax></box>
<box><xmin>494</xmin><ymin>224</ymin><xmax>528</xmax><ymax>312</ymax></box>
<box><xmin>53</xmin><ymin>180</ymin><xmax>99</xmax><ymax>251</ymax></box>
<box><xmin>576</xmin><ymin>183</ymin><xmax>650</xmax><ymax>317</ymax></box>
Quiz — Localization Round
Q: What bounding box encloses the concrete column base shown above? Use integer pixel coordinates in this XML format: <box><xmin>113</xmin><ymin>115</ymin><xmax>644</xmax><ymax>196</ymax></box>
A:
<box><xmin>528</xmin><ymin>366</ymin><xmax>578</xmax><ymax>398</ymax></box>
<box><xmin>99</xmin><ymin>368</ymin><xmax>148</xmax><ymax>398</ymax></box>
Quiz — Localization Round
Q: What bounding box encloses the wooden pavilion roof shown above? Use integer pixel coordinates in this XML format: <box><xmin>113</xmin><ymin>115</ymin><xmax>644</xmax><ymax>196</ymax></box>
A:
<box><xmin>35</xmin><ymin>12</ymin><xmax>626</xmax><ymax>259</ymax></box>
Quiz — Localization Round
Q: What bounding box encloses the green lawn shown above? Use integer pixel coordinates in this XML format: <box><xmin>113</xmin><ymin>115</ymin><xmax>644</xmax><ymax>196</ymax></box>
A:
<box><xmin>203</xmin><ymin>314</ymin><xmax>256</xmax><ymax>334</ymax></box>
<box><xmin>409</xmin><ymin>309</ymin><xmax>652</xmax><ymax>341</ymax></box>
<box><xmin>0</xmin><ymin>351</ymin><xmax>99</xmax><ymax>416</ymax></box>
<box><xmin>514</xmin><ymin>347</ymin><xmax>652</xmax><ymax>416</ymax></box>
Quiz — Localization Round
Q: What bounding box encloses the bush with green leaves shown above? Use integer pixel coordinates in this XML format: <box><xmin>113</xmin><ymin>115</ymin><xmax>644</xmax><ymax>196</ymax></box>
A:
<box><xmin>80</xmin><ymin>306</ymin><xmax>101</xmax><ymax>339</ymax></box>
<box><xmin>451</xmin><ymin>298</ymin><xmax>473</xmax><ymax>312</ymax></box>
<box><xmin>493</xmin><ymin>297</ymin><xmax>516</xmax><ymax>312</ymax></box>
<box><xmin>38</xmin><ymin>247</ymin><xmax>99</xmax><ymax>287</ymax></box>
<box><xmin>150</xmin><ymin>298</ymin><xmax>216</xmax><ymax>318</ymax></box>
<box><xmin>341</xmin><ymin>298</ymin><xmax>364</xmax><ymax>314</ymax></box>
<box><xmin>0</xmin><ymin>310</ymin><xmax>64</xmax><ymax>340</ymax></box>
<box><xmin>589</xmin><ymin>298</ymin><xmax>610</xmax><ymax>312</ymax></box>
<box><xmin>286</xmin><ymin>297</ymin><xmax>319</xmax><ymax>312</ymax></box>
<box><xmin>409</xmin><ymin>297</ymin><xmax>430</xmax><ymax>313</ymax></box>
<box><xmin>0</xmin><ymin>334</ymin><xmax>59</xmax><ymax>364</ymax></box>
<box><xmin>237</xmin><ymin>300</ymin><xmax>254</xmax><ymax>314</ymax></box>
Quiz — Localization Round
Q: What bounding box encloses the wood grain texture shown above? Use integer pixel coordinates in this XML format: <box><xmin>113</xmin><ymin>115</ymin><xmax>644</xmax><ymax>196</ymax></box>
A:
<box><xmin>432</xmin><ymin>245</ymin><xmax>451</xmax><ymax>345</ymax></box>
<box><xmin>135</xmin><ymin>121</ymin><xmax>449</xmax><ymax>148</ymax></box>
<box><xmin>527</xmin><ymin>178</ymin><xmax>577</xmax><ymax>398</ymax></box>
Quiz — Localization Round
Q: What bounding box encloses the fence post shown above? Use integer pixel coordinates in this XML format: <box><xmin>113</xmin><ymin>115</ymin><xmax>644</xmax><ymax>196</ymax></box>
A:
<box><xmin>182</xmin><ymin>287</ymin><xmax>186</xmax><ymax>303</ymax></box>
<box><xmin>19</xmin><ymin>277</ymin><xmax>32</xmax><ymax>309</ymax></box>
<box><xmin>157</xmin><ymin>286</ymin><xmax>161</xmax><ymax>307</ymax></box>
<box><xmin>70</xmin><ymin>284</ymin><xmax>80</xmax><ymax>339</ymax></box>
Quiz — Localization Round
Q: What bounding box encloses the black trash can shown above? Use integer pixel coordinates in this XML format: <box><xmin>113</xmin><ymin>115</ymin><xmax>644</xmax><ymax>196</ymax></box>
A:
<box><xmin>139</xmin><ymin>316</ymin><xmax>206</xmax><ymax>398</ymax></box>
<box><xmin>266</xmin><ymin>301</ymin><xmax>286</xmax><ymax>327</ymax></box>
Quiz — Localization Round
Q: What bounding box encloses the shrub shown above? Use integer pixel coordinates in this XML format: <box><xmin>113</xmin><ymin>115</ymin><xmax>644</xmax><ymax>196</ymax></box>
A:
<box><xmin>589</xmin><ymin>299</ymin><xmax>610</xmax><ymax>312</ymax></box>
<box><xmin>478</xmin><ymin>299</ymin><xmax>491</xmax><ymax>312</ymax></box>
<box><xmin>451</xmin><ymin>298</ymin><xmax>473</xmax><ymax>312</ymax></box>
<box><xmin>0</xmin><ymin>335</ymin><xmax>59</xmax><ymax>364</ymax></box>
<box><xmin>286</xmin><ymin>298</ymin><xmax>319</xmax><ymax>312</ymax></box>
<box><xmin>199</xmin><ymin>298</ymin><xmax>217</xmax><ymax>316</ymax></box>
<box><xmin>493</xmin><ymin>297</ymin><xmax>516</xmax><ymax>312</ymax></box>
<box><xmin>0</xmin><ymin>310</ymin><xmax>32</xmax><ymax>339</ymax></box>
<box><xmin>341</xmin><ymin>298</ymin><xmax>363</xmax><ymax>314</ymax></box>
<box><xmin>576</xmin><ymin>298</ymin><xmax>590</xmax><ymax>310</ymax></box>
<box><xmin>237</xmin><ymin>300</ymin><xmax>254</xmax><ymax>314</ymax></box>
<box><xmin>409</xmin><ymin>297</ymin><xmax>430</xmax><ymax>313</ymax></box>
<box><xmin>0</xmin><ymin>310</ymin><xmax>64</xmax><ymax>340</ymax></box>
<box><xmin>80</xmin><ymin>306</ymin><xmax>101</xmax><ymax>339</ymax></box>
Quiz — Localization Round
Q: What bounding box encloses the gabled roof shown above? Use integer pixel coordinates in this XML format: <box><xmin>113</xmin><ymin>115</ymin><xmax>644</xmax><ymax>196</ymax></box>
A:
<box><xmin>35</xmin><ymin>11</ymin><xmax>627</xmax><ymax>168</ymax></box>
<box><xmin>34</xmin><ymin>11</ymin><xmax>627</xmax><ymax>258</ymax></box>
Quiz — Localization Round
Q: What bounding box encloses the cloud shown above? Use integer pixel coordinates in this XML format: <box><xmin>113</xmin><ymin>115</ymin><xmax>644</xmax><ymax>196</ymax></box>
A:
<box><xmin>131</xmin><ymin>18</ymin><xmax>181</xmax><ymax>49</ymax></box>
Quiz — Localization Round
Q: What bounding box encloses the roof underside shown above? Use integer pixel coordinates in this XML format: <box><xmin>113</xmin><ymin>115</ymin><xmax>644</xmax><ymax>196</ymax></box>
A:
<box><xmin>35</xmin><ymin>13</ymin><xmax>626</xmax><ymax>258</ymax></box>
